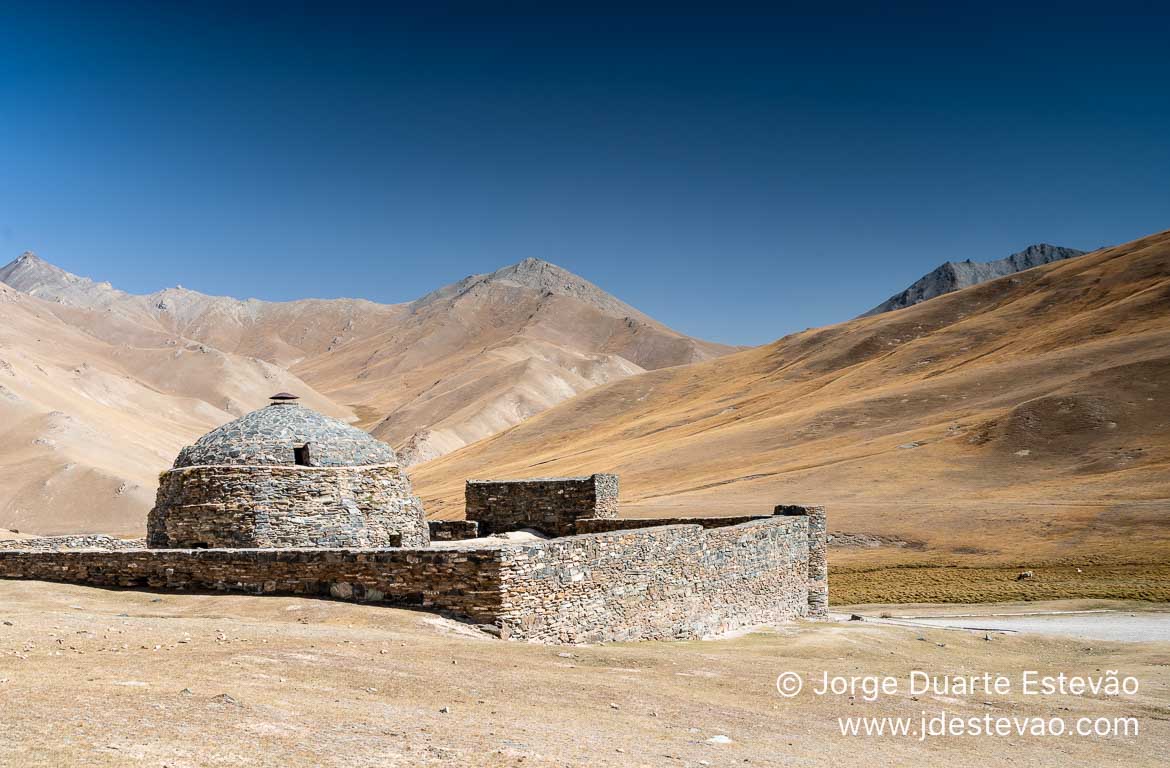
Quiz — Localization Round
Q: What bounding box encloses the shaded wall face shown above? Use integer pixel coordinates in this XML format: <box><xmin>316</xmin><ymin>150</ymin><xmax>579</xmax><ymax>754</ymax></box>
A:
<box><xmin>148</xmin><ymin>464</ymin><xmax>429</xmax><ymax>548</ymax></box>
<box><xmin>465</xmin><ymin>474</ymin><xmax>619</xmax><ymax>537</ymax></box>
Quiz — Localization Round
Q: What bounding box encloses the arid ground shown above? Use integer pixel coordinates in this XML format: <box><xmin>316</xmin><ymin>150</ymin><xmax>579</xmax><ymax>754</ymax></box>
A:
<box><xmin>1</xmin><ymin>582</ymin><xmax>1167</xmax><ymax>767</ymax></box>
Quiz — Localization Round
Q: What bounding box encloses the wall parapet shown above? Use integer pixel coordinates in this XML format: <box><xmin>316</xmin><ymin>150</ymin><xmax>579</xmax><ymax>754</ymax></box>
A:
<box><xmin>428</xmin><ymin>520</ymin><xmax>480</xmax><ymax>541</ymax></box>
<box><xmin>466</xmin><ymin>473</ymin><xmax>619</xmax><ymax>537</ymax></box>
<box><xmin>574</xmin><ymin>515</ymin><xmax>772</xmax><ymax>534</ymax></box>
<box><xmin>0</xmin><ymin>535</ymin><xmax>146</xmax><ymax>551</ymax></box>
<box><xmin>0</xmin><ymin>547</ymin><xmax>502</xmax><ymax>624</ymax></box>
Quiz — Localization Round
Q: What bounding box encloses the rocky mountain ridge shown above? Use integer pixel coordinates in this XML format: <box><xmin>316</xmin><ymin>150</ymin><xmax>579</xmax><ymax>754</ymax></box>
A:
<box><xmin>864</xmin><ymin>243</ymin><xmax>1087</xmax><ymax>316</ymax></box>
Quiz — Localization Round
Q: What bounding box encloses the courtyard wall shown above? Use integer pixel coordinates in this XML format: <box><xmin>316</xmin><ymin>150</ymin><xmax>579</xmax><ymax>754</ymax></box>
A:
<box><xmin>0</xmin><ymin>514</ymin><xmax>826</xmax><ymax>644</ymax></box>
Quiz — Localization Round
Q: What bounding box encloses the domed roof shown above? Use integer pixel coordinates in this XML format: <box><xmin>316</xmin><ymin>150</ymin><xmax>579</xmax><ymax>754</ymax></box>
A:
<box><xmin>173</xmin><ymin>403</ymin><xmax>397</xmax><ymax>468</ymax></box>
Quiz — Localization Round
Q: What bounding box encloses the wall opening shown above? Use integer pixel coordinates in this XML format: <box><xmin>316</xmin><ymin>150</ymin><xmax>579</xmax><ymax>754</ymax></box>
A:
<box><xmin>294</xmin><ymin>444</ymin><xmax>311</xmax><ymax>466</ymax></box>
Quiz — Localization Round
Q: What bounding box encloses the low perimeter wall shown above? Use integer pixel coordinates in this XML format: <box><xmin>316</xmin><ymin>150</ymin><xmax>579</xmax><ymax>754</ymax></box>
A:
<box><xmin>0</xmin><ymin>513</ymin><xmax>826</xmax><ymax>644</ymax></box>
<box><xmin>0</xmin><ymin>548</ymin><xmax>502</xmax><ymax>624</ymax></box>
<box><xmin>0</xmin><ymin>535</ymin><xmax>146</xmax><ymax>551</ymax></box>
<box><xmin>495</xmin><ymin>516</ymin><xmax>814</xmax><ymax>642</ymax></box>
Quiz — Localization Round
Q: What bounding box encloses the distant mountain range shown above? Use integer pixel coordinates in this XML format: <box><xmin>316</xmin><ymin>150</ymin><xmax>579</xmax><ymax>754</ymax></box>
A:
<box><xmin>863</xmin><ymin>243</ymin><xmax>1087</xmax><ymax>316</ymax></box>
<box><xmin>0</xmin><ymin>252</ymin><xmax>730</xmax><ymax>534</ymax></box>
<box><xmin>414</xmin><ymin>230</ymin><xmax>1170</xmax><ymax>570</ymax></box>
<box><xmin>3</xmin><ymin>229</ymin><xmax>1165</xmax><ymax>574</ymax></box>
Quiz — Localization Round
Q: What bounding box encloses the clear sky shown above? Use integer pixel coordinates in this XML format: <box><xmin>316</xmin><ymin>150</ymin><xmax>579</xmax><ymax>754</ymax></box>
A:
<box><xmin>1</xmin><ymin>2</ymin><xmax>1167</xmax><ymax>345</ymax></box>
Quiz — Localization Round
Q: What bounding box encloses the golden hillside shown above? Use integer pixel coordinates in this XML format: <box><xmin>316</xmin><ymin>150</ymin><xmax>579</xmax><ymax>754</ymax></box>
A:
<box><xmin>414</xmin><ymin>230</ymin><xmax>1170</xmax><ymax>571</ymax></box>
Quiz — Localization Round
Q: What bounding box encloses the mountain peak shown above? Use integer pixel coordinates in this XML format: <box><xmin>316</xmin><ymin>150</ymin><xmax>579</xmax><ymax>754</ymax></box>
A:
<box><xmin>412</xmin><ymin>258</ymin><xmax>651</xmax><ymax>322</ymax></box>
<box><xmin>863</xmin><ymin>243</ymin><xmax>1088</xmax><ymax>316</ymax></box>
<box><xmin>490</xmin><ymin>257</ymin><xmax>586</xmax><ymax>288</ymax></box>
<box><xmin>0</xmin><ymin>251</ymin><xmax>125</xmax><ymax>305</ymax></box>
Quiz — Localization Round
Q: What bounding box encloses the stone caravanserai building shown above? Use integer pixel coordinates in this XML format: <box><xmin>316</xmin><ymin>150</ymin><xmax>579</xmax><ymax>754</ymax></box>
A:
<box><xmin>148</xmin><ymin>394</ymin><xmax>429</xmax><ymax>549</ymax></box>
<box><xmin>0</xmin><ymin>395</ymin><xmax>827</xmax><ymax>644</ymax></box>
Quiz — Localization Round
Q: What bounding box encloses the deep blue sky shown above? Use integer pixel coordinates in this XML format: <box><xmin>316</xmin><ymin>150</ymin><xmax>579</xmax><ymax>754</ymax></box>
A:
<box><xmin>1</xmin><ymin>2</ymin><xmax>1167</xmax><ymax>345</ymax></box>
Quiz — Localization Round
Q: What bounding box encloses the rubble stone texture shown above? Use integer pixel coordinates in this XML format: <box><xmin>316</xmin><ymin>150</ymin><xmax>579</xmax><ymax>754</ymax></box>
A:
<box><xmin>428</xmin><ymin>519</ymin><xmax>480</xmax><ymax>541</ymax></box>
<box><xmin>496</xmin><ymin>515</ymin><xmax>816</xmax><ymax>642</ymax></box>
<box><xmin>148</xmin><ymin>403</ymin><xmax>428</xmax><ymax>548</ymax></box>
<box><xmin>0</xmin><ymin>534</ymin><xmax>145</xmax><ymax>551</ymax></box>
<box><xmin>0</xmin><ymin>513</ymin><xmax>824</xmax><ymax>642</ymax></box>
<box><xmin>466</xmin><ymin>474</ymin><xmax>619</xmax><ymax>537</ymax></box>
<box><xmin>0</xmin><ymin>547</ymin><xmax>502</xmax><ymax>622</ymax></box>
<box><xmin>148</xmin><ymin>464</ymin><xmax>427</xmax><ymax>548</ymax></box>
<box><xmin>173</xmin><ymin>403</ymin><xmax>398</xmax><ymax>468</ymax></box>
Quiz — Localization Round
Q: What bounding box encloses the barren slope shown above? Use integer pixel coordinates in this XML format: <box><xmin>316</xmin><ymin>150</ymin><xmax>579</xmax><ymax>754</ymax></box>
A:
<box><xmin>414</xmin><ymin>230</ymin><xmax>1170</xmax><ymax>568</ymax></box>
<box><xmin>2</xmin><ymin>254</ymin><xmax>731</xmax><ymax>466</ymax></box>
<box><xmin>299</xmin><ymin>259</ymin><xmax>730</xmax><ymax>463</ymax></box>
<box><xmin>0</xmin><ymin>280</ymin><xmax>350</xmax><ymax>536</ymax></box>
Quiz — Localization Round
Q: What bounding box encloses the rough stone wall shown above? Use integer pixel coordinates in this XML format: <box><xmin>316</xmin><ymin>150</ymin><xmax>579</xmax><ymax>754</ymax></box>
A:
<box><xmin>776</xmin><ymin>505</ymin><xmax>828</xmax><ymax>617</ymax></box>
<box><xmin>428</xmin><ymin>520</ymin><xmax>480</xmax><ymax>541</ymax></box>
<box><xmin>574</xmin><ymin>515</ymin><xmax>772</xmax><ymax>534</ymax></box>
<box><xmin>494</xmin><ymin>517</ymin><xmax>813</xmax><ymax>643</ymax></box>
<box><xmin>591</xmin><ymin>473</ymin><xmax>620</xmax><ymax>517</ymax></box>
<box><xmin>0</xmin><ymin>535</ymin><xmax>146</xmax><ymax>551</ymax></box>
<box><xmin>0</xmin><ymin>512</ymin><xmax>827</xmax><ymax>645</ymax></box>
<box><xmin>466</xmin><ymin>474</ymin><xmax>619</xmax><ymax>537</ymax></box>
<box><xmin>0</xmin><ymin>548</ymin><xmax>501</xmax><ymax>623</ymax></box>
<box><xmin>576</xmin><ymin>507</ymin><xmax>829</xmax><ymax>619</ymax></box>
<box><xmin>148</xmin><ymin>464</ymin><xmax>428</xmax><ymax>549</ymax></box>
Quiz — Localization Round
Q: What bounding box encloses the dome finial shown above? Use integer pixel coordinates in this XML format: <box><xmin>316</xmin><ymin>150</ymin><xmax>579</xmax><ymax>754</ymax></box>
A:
<box><xmin>269</xmin><ymin>392</ymin><xmax>299</xmax><ymax>404</ymax></box>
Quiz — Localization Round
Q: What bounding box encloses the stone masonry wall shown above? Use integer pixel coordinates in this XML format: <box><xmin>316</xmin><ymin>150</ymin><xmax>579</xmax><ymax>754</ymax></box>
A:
<box><xmin>0</xmin><ymin>513</ymin><xmax>826</xmax><ymax>644</ymax></box>
<box><xmin>776</xmin><ymin>505</ymin><xmax>828</xmax><ymax>617</ymax></box>
<box><xmin>0</xmin><ymin>547</ymin><xmax>501</xmax><ymax>623</ymax></box>
<box><xmin>576</xmin><ymin>506</ymin><xmax>829</xmax><ymax>619</ymax></box>
<box><xmin>148</xmin><ymin>464</ymin><xmax>428</xmax><ymax>549</ymax></box>
<box><xmin>428</xmin><ymin>520</ymin><xmax>480</xmax><ymax>541</ymax></box>
<box><xmin>0</xmin><ymin>535</ymin><xmax>146</xmax><ymax>551</ymax></box>
<box><xmin>574</xmin><ymin>515</ymin><xmax>772</xmax><ymax>534</ymax></box>
<box><xmin>465</xmin><ymin>474</ymin><xmax>619</xmax><ymax>537</ymax></box>
<box><xmin>494</xmin><ymin>516</ymin><xmax>813</xmax><ymax>643</ymax></box>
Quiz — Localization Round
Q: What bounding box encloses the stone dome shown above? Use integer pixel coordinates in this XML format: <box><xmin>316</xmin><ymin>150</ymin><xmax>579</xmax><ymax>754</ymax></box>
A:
<box><xmin>173</xmin><ymin>403</ymin><xmax>397</xmax><ymax>468</ymax></box>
